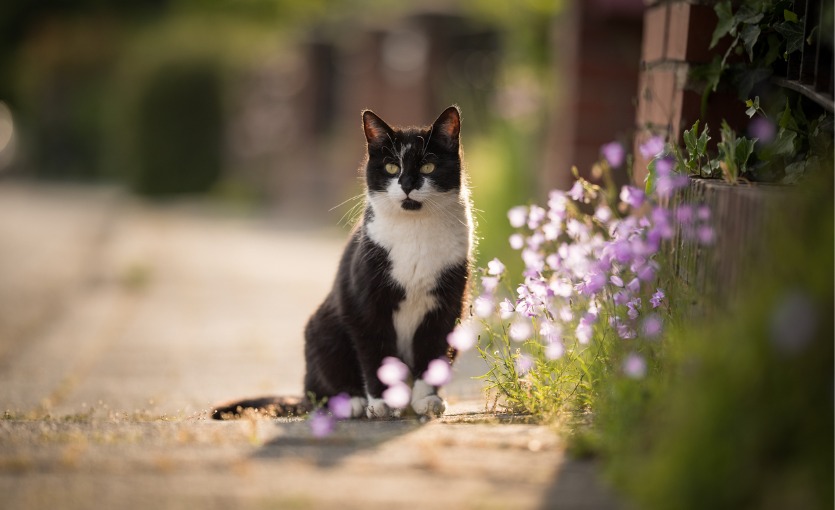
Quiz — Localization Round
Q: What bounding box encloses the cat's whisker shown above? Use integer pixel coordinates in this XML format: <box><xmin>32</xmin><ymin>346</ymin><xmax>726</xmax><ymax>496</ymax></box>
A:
<box><xmin>329</xmin><ymin>193</ymin><xmax>365</xmax><ymax>212</ymax></box>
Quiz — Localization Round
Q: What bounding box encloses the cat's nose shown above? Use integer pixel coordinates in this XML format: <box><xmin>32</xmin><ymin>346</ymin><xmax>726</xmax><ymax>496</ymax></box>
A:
<box><xmin>399</xmin><ymin>174</ymin><xmax>418</xmax><ymax>195</ymax></box>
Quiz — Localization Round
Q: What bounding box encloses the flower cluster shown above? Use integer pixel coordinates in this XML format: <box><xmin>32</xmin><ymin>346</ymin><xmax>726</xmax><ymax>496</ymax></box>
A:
<box><xmin>308</xmin><ymin>355</ymin><xmax>452</xmax><ymax>436</ymax></box>
<box><xmin>449</xmin><ymin>137</ymin><xmax>714</xmax><ymax>383</ymax></box>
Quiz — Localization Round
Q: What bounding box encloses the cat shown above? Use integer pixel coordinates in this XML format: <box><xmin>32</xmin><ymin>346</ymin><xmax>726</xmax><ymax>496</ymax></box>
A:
<box><xmin>212</xmin><ymin>105</ymin><xmax>473</xmax><ymax>420</ymax></box>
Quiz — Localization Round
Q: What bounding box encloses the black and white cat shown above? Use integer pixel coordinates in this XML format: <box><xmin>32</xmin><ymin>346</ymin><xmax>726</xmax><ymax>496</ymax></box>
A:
<box><xmin>213</xmin><ymin>106</ymin><xmax>473</xmax><ymax>419</ymax></box>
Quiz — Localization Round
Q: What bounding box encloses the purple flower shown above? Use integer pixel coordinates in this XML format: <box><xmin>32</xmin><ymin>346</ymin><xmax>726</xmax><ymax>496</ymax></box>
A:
<box><xmin>447</xmin><ymin>321</ymin><xmax>479</xmax><ymax>351</ymax></box>
<box><xmin>576</xmin><ymin>322</ymin><xmax>593</xmax><ymax>344</ymax></box>
<box><xmin>675</xmin><ymin>205</ymin><xmax>694</xmax><ymax>224</ymax></box>
<box><xmin>508</xmin><ymin>206</ymin><xmax>528</xmax><ymax>228</ymax></box>
<box><xmin>619</xmin><ymin>186</ymin><xmax>646</xmax><ymax>209</ymax></box>
<box><xmin>509</xmin><ymin>233</ymin><xmax>525</xmax><ymax>250</ymax></box>
<box><xmin>578</xmin><ymin>272</ymin><xmax>606</xmax><ymax>296</ymax></box>
<box><xmin>613</xmin><ymin>290</ymin><xmax>631</xmax><ymax>306</ymax></box>
<box><xmin>545</xmin><ymin>341</ymin><xmax>564</xmax><ymax>360</ymax></box>
<box><xmin>509</xmin><ymin>318</ymin><xmax>533</xmax><ymax>341</ymax></box>
<box><xmin>383</xmin><ymin>382</ymin><xmax>411</xmax><ymax>409</ymax></box>
<box><xmin>328</xmin><ymin>393</ymin><xmax>353</xmax><ymax>420</ymax></box>
<box><xmin>378</xmin><ymin>357</ymin><xmax>409</xmax><ymax>385</ymax></box>
<box><xmin>639</xmin><ymin>135</ymin><xmax>665</xmax><ymax>160</ymax></box>
<box><xmin>617</xmin><ymin>322</ymin><xmax>637</xmax><ymax>339</ymax></box>
<box><xmin>481</xmin><ymin>276</ymin><xmax>499</xmax><ymax>293</ymax></box>
<box><xmin>473</xmin><ymin>295</ymin><xmax>494</xmax><ymax>318</ymax></box>
<box><xmin>641</xmin><ymin>314</ymin><xmax>663</xmax><ymax>338</ymax></box>
<box><xmin>697</xmin><ymin>206</ymin><xmax>711</xmax><ymax>221</ymax></box>
<box><xmin>748</xmin><ymin>116</ymin><xmax>776</xmax><ymax>144</ymax></box>
<box><xmin>499</xmin><ymin>299</ymin><xmax>516</xmax><ymax>319</ymax></box>
<box><xmin>568</xmin><ymin>181</ymin><xmax>585</xmax><ymax>202</ymax></box>
<box><xmin>601</xmin><ymin>141</ymin><xmax>626</xmax><ymax>168</ymax></box>
<box><xmin>516</xmin><ymin>354</ymin><xmax>534</xmax><ymax>375</ymax></box>
<box><xmin>650</xmin><ymin>288</ymin><xmax>665</xmax><ymax>308</ymax></box>
<box><xmin>627</xmin><ymin>298</ymin><xmax>642</xmax><ymax>319</ymax></box>
<box><xmin>623</xmin><ymin>353</ymin><xmax>647</xmax><ymax>379</ymax></box>
<box><xmin>627</xmin><ymin>278</ymin><xmax>641</xmax><ymax>294</ymax></box>
<box><xmin>528</xmin><ymin>205</ymin><xmax>546</xmax><ymax>229</ymax></box>
<box><xmin>309</xmin><ymin>410</ymin><xmax>335</xmax><ymax>438</ymax></box>
<box><xmin>697</xmin><ymin>225</ymin><xmax>715</xmax><ymax>245</ymax></box>
<box><xmin>423</xmin><ymin>358</ymin><xmax>453</xmax><ymax>387</ymax></box>
<box><xmin>610</xmin><ymin>275</ymin><xmax>624</xmax><ymax>287</ymax></box>
<box><xmin>636</xmin><ymin>263</ymin><xmax>656</xmax><ymax>282</ymax></box>
<box><xmin>594</xmin><ymin>206</ymin><xmax>613</xmax><ymax>224</ymax></box>
<box><xmin>487</xmin><ymin>258</ymin><xmax>506</xmax><ymax>276</ymax></box>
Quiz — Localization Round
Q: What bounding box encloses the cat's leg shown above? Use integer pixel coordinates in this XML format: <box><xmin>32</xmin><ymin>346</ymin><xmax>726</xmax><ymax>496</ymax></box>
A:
<box><xmin>410</xmin><ymin>313</ymin><xmax>456</xmax><ymax>417</ymax></box>
<box><xmin>349</xmin><ymin>329</ymin><xmax>401</xmax><ymax>419</ymax></box>
<box><xmin>410</xmin><ymin>263</ymin><xmax>468</xmax><ymax>417</ymax></box>
<box><xmin>304</xmin><ymin>303</ymin><xmax>368</xmax><ymax>418</ymax></box>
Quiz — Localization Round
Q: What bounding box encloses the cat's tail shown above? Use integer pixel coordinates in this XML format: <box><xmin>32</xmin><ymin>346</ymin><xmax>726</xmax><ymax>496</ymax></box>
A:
<box><xmin>211</xmin><ymin>396</ymin><xmax>312</xmax><ymax>420</ymax></box>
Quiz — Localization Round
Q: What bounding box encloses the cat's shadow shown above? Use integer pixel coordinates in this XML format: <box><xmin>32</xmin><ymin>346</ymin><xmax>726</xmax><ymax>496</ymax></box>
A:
<box><xmin>253</xmin><ymin>417</ymin><xmax>424</xmax><ymax>468</ymax></box>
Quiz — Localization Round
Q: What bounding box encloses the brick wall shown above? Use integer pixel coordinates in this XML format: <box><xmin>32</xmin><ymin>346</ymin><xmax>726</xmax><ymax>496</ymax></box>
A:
<box><xmin>634</xmin><ymin>1</ymin><xmax>752</xmax><ymax>184</ymax></box>
<box><xmin>543</xmin><ymin>0</ymin><xmax>644</xmax><ymax>192</ymax></box>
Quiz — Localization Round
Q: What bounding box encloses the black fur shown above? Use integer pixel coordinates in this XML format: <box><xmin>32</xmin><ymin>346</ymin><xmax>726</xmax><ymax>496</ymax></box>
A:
<box><xmin>212</xmin><ymin>106</ymin><xmax>470</xmax><ymax>419</ymax></box>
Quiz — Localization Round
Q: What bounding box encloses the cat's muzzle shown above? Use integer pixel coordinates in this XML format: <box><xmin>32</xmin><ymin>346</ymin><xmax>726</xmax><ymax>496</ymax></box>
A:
<box><xmin>401</xmin><ymin>198</ymin><xmax>423</xmax><ymax>211</ymax></box>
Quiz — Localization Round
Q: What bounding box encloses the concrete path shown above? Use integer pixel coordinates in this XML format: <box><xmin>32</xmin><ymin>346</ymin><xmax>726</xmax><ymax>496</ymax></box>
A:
<box><xmin>0</xmin><ymin>183</ymin><xmax>621</xmax><ymax>509</ymax></box>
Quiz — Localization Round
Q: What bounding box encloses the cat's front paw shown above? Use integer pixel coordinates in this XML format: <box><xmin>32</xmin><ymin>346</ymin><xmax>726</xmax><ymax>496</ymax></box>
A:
<box><xmin>410</xmin><ymin>379</ymin><xmax>446</xmax><ymax>417</ymax></box>
<box><xmin>366</xmin><ymin>398</ymin><xmax>392</xmax><ymax>419</ymax></box>
<box><xmin>349</xmin><ymin>397</ymin><xmax>368</xmax><ymax>418</ymax></box>
<box><xmin>411</xmin><ymin>394</ymin><xmax>446</xmax><ymax>417</ymax></box>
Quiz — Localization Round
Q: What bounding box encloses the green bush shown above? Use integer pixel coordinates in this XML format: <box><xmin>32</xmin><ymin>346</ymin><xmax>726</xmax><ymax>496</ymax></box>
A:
<box><xmin>132</xmin><ymin>58</ymin><xmax>223</xmax><ymax>195</ymax></box>
<box><xmin>599</xmin><ymin>164</ymin><xmax>834</xmax><ymax>510</ymax></box>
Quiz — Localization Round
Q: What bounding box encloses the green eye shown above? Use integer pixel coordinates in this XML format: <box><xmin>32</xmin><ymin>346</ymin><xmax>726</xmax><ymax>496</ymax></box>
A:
<box><xmin>420</xmin><ymin>163</ymin><xmax>435</xmax><ymax>174</ymax></box>
<box><xmin>385</xmin><ymin>163</ymin><xmax>399</xmax><ymax>175</ymax></box>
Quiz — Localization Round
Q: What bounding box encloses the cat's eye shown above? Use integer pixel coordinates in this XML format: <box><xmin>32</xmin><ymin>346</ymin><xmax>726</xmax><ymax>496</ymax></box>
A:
<box><xmin>420</xmin><ymin>163</ymin><xmax>435</xmax><ymax>174</ymax></box>
<box><xmin>385</xmin><ymin>163</ymin><xmax>399</xmax><ymax>175</ymax></box>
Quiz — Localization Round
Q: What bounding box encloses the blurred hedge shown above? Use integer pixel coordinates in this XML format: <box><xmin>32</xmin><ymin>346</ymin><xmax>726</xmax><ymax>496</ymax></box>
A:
<box><xmin>594</xmin><ymin>162</ymin><xmax>834</xmax><ymax>510</ymax></box>
<box><xmin>132</xmin><ymin>58</ymin><xmax>223</xmax><ymax>195</ymax></box>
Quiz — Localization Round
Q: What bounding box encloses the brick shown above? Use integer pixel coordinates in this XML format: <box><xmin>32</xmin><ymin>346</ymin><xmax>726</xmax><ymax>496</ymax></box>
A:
<box><xmin>636</xmin><ymin>66</ymin><xmax>677</xmax><ymax>129</ymax></box>
<box><xmin>665</xmin><ymin>1</ymin><xmax>691</xmax><ymax>61</ymax></box>
<box><xmin>641</xmin><ymin>3</ymin><xmax>669</xmax><ymax>64</ymax></box>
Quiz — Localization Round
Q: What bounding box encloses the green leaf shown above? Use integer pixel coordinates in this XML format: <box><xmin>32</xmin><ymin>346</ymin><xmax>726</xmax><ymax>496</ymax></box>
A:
<box><xmin>644</xmin><ymin>158</ymin><xmax>657</xmax><ymax>195</ymax></box>
<box><xmin>778</xmin><ymin>100</ymin><xmax>799</xmax><ymax>131</ymax></box>
<box><xmin>697</xmin><ymin>124</ymin><xmax>710</xmax><ymax>155</ymax></box>
<box><xmin>759</xmin><ymin>128</ymin><xmax>797</xmax><ymax>160</ymax></box>
<box><xmin>711</xmin><ymin>1</ymin><xmax>736</xmax><ymax>49</ymax></box>
<box><xmin>740</xmin><ymin>24</ymin><xmax>761</xmax><ymax>61</ymax></box>
<box><xmin>782</xmin><ymin>160</ymin><xmax>806</xmax><ymax>184</ymax></box>
<box><xmin>735</xmin><ymin>4</ymin><xmax>763</xmax><ymax>25</ymax></box>
<box><xmin>683</xmin><ymin>121</ymin><xmax>699</xmax><ymax>156</ymax></box>
<box><xmin>775</xmin><ymin>20</ymin><xmax>805</xmax><ymax>55</ymax></box>
<box><xmin>735</xmin><ymin>137</ymin><xmax>756</xmax><ymax>174</ymax></box>
<box><xmin>784</xmin><ymin>9</ymin><xmax>799</xmax><ymax>23</ymax></box>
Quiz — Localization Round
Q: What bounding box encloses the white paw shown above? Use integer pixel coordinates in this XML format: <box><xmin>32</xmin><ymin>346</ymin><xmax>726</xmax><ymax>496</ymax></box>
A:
<box><xmin>410</xmin><ymin>379</ymin><xmax>445</xmax><ymax>417</ymax></box>
<box><xmin>349</xmin><ymin>397</ymin><xmax>368</xmax><ymax>418</ymax></box>
<box><xmin>411</xmin><ymin>395</ymin><xmax>446</xmax><ymax>417</ymax></box>
<box><xmin>366</xmin><ymin>398</ymin><xmax>392</xmax><ymax>419</ymax></box>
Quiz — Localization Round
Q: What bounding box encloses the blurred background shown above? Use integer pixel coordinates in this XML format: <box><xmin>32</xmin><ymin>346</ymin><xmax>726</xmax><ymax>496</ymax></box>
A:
<box><xmin>0</xmin><ymin>0</ymin><xmax>645</xmax><ymax>265</ymax></box>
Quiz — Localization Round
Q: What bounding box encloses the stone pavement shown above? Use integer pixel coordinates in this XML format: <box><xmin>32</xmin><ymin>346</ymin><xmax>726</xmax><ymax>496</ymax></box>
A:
<box><xmin>0</xmin><ymin>183</ymin><xmax>621</xmax><ymax>509</ymax></box>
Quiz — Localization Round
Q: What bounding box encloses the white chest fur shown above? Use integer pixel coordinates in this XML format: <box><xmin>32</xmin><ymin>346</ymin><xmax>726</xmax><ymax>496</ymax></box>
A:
<box><xmin>365</xmin><ymin>188</ymin><xmax>472</xmax><ymax>367</ymax></box>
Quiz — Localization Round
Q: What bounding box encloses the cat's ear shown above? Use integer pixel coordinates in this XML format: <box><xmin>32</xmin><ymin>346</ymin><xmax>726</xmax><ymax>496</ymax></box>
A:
<box><xmin>431</xmin><ymin>106</ymin><xmax>461</xmax><ymax>150</ymax></box>
<box><xmin>362</xmin><ymin>110</ymin><xmax>393</xmax><ymax>148</ymax></box>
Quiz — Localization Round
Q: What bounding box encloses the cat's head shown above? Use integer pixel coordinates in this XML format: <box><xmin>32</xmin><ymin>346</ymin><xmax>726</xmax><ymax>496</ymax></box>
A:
<box><xmin>362</xmin><ymin>106</ymin><xmax>462</xmax><ymax>212</ymax></box>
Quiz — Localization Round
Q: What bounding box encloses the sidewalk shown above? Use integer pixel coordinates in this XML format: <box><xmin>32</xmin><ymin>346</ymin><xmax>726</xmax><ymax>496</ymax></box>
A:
<box><xmin>0</xmin><ymin>183</ymin><xmax>621</xmax><ymax>509</ymax></box>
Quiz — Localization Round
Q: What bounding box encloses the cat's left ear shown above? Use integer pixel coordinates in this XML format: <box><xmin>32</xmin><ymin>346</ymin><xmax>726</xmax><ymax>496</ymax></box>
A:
<box><xmin>362</xmin><ymin>110</ymin><xmax>394</xmax><ymax>148</ymax></box>
<box><xmin>432</xmin><ymin>105</ymin><xmax>461</xmax><ymax>150</ymax></box>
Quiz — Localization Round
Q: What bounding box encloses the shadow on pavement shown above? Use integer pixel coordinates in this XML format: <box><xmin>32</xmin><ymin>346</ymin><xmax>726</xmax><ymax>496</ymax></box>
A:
<box><xmin>253</xmin><ymin>417</ymin><xmax>423</xmax><ymax>469</ymax></box>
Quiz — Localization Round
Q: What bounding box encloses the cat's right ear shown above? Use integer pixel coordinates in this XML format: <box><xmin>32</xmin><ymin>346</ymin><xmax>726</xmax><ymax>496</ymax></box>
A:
<box><xmin>362</xmin><ymin>110</ymin><xmax>393</xmax><ymax>148</ymax></box>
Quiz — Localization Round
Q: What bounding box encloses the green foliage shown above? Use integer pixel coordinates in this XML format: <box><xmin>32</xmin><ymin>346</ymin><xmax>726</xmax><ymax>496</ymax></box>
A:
<box><xmin>600</xmin><ymin>164</ymin><xmax>834</xmax><ymax>510</ymax></box>
<box><xmin>133</xmin><ymin>59</ymin><xmax>224</xmax><ymax>195</ymax></box>
<box><xmin>717</xmin><ymin>120</ymin><xmax>756</xmax><ymax>183</ymax></box>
